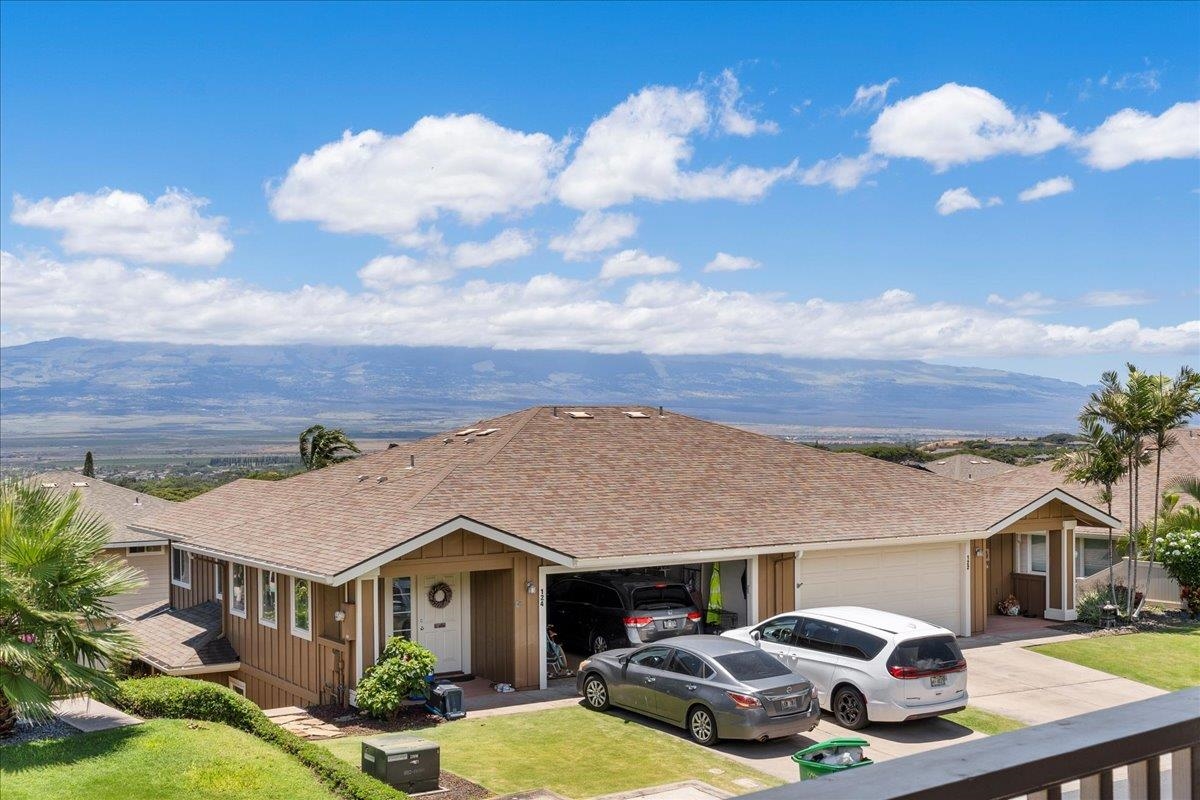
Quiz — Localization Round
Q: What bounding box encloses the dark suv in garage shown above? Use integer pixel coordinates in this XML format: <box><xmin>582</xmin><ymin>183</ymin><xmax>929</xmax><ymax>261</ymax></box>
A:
<box><xmin>548</xmin><ymin>572</ymin><xmax>702</xmax><ymax>654</ymax></box>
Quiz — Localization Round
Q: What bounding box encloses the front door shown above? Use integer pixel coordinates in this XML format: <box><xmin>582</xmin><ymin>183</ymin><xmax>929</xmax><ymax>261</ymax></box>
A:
<box><xmin>418</xmin><ymin>574</ymin><xmax>463</xmax><ymax>673</ymax></box>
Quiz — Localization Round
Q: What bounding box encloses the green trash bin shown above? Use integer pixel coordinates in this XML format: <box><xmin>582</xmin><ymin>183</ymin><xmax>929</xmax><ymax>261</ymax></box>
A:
<box><xmin>792</xmin><ymin>737</ymin><xmax>873</xmax><ymax>780</ymax></box>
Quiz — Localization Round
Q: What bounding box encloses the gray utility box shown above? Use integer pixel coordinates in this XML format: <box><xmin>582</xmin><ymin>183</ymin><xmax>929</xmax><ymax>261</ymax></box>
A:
<box><xmin>361</xmin><ymin>734</ymin><xmax>440</xmax><ymax>793</ymax></box>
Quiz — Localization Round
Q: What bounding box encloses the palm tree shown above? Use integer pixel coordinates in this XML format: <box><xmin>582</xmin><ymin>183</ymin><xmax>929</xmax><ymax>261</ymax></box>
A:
<box><xmin>1157</xmin><ymin>478</ymin><xmax>1200</xmax><ymax>534</ymax></box>
<box><xmin>1080</xmin><ymin>365</ymin><xmax>1156</xmax><ymax>615</ymax></box>
<box><xmin>1053</xmin><ymin>420</ymin><xmax>1126</xmax><ymax>603</ymax></box>
<box><xmin>1143</xmin><ymin>367</ymin><xmax>1200</xmax><ymax>604</ymax></box>
<box><xmin>0</xmin><ymin>481</ymin><xmax>142</xmax><ymax>736</ymax></box>
<box><xmin>299</xmin><ymin>424</ymin><xmax>361</xmax><ymax>471</ymax></box>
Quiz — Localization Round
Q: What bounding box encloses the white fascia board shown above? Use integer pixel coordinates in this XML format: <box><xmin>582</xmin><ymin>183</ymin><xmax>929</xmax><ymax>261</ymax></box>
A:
<box><xmin>329</xmin><ymin>516</ymin><xmax>574</xmax><ymax>586</ymax></box>
<box><xmin>568</xmin><ymin>545</ymin><xmax>800</xmax><ymax>572</ymax></box>
<box><xmin>169</xmin><ymin>542</ymin><xmax>330</xmax><ymax>584</ymax></box>
<box><xmin>796</xmin><ymin>531</ymin><xmax>983</xmax><ymax>552</ymax></box>
<box><xmin>986</xmin><ymin>488</ymin><xmax>1122</xmax><ymax>535</ymax></box>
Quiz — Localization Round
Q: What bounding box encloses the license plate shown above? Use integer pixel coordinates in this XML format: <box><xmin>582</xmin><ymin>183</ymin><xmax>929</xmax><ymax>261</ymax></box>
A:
<box><xmin>662</xmin><ymin>619</ymin><xmax>678</xmax><ymax>629</ymax></box>
<box><xmin>930</xmin><ymin>674</ymin><xmax>947</xmax><ymax>687</ymax></box>
<box><xmin>779</xmin><ymin>698</ymin><xmax>797</xmax><ymax>711</ymax></box>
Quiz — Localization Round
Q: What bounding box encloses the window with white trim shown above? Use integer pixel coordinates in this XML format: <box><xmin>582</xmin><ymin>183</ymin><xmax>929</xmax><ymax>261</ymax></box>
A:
<box><xmin>1075</xmin><ymin>536</ymin><xmax>1110</xmax><ymax>578</ymax></box>
<box><xmin>390</xmin><ymin>577</ymin><xmax>412</xmax><ymax>640</ymax></box>
<box><xmin>1017</xmin><ymin>533</ymin><xmax>1048</xmax><ymax>574</ymax></box>
<box><xmin>170</xmin><ymin>547</ymin><xmax>191</xmax><ymax>588</ymax></box>
<box><xmin>230</xmin><ymin>563</ymin><xmax>247</xmax><ymax>618</ymax></box>
<box><xmin>228</xmin><ymin>677</ymin><xmax>246</xmax><ymax>696</ymax></box>
<box><xmin>259</xmin><ymin>569</ymin><xmax>278</xmax><ymax>628</ymax></box>
<box><xmin>291</xmin><ymin>578</ymin><xmax>312</xmax><ymax>639</ymax></box>
<box><xmin>214</xmin><ymin>564</ymin><xmax>224</xmax><ymax>600</ymax></box>
<box><xmin>127</xmin><ymin>545</ymin><xmax>163</xmax><ymax>556</ymax></box>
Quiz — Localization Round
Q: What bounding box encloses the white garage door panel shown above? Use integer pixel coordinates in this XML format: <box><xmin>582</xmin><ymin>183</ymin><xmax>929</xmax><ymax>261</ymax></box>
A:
<box><xmin>799</xmin><ymin>544</ymin><xmax>961</xmax><ymax>632</ymax></box>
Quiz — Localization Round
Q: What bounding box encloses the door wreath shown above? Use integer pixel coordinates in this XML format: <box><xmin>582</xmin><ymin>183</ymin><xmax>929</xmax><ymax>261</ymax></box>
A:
<box><xmin>427</xmin><ymin>581</ymin><xmax>453</xmax><ymax>609</ymax></box>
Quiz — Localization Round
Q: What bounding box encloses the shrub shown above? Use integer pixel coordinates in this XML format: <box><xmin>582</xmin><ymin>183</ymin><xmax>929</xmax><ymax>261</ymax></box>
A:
<box><xmin>356</xmin><ymin>637</ymin><xmax>437</xmax><ymax>719</ymax></box>
<box><xmin>115</xmin><ymin>677</ymin><xmax>404</xmax><ymax>800</ymax></box>
<box><xmin>1076</xmin><ymin>584</ymin><xmax>1140</xmax><ymax>624</ymax></box>
<box><xmin>1155</xmin><ymin>530</ymin><xmax>1200</xmax><ymax>616</ymax></box>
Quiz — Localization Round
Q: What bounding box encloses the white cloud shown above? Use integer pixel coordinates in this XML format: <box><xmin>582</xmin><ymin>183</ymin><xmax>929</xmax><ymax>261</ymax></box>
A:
<box><xmin>714</xmin><ymin>69</ymin><xmax>779</xmax><ymax>136</ymax></box>
<box><xmin>988</xmin><ymin>289</ymin><xmax>1154</xmax><ymax>315</ymax></box>
<box><xmin>11</xmin><ymin>189</ymin><xmax>232</xmax><ymax>266</ymax></box>
<box><xmin>1080</xmin><ymin>101</ymin><xmax>1200</xmax><ymax>170</ymax></box>
<box><xmin>451</xmin><ymin>228</ymin><xmax>536</xmax><ymax>268</ymax></box>
<box><xmin>268</xmin><ymin>116</ymin><xmax>567</xmax><ymax>239</ymax></box>
<box><xmin>869</xmin><ymin>83</ymin><xmax>1074</xmax><ymax>171</ymax></box>
<box><xmin>843</xmin><ymin>78</ymin><xmax>898</xmax><ymax>115</ymax></box>
<box><xmin>357</xmin><ymin>255</ymin><xmax>455</xmax><ymax>289</ymax></box>
<box><xmin>4</xmin><ymin>251</ymin><xmax>1195</xmax><ymax>359</ymax></box>
<box><xmin>548</xmin><ymin>211</ymin><xmax>639</xmax><ymax>261</ymax></box>
<box><xmin>1018</xmin><ymin>176</ymin><xmax>1075</xmax><ymax>202</ymax></box>
<box><xmin>704</xmin><ymin>252</ymin><xmax>761</xmax><ymax>272</ymax></box>
<box><xmin>936</xmin><ymin>187</ymin><xmax>1001</xmax><ymax>216</ymax></box>
<box><xmin>599</xmin><ymin>249</ymin><xmax>680</xmax><ymax>280</ymax></box>
<box><xmin>799</xmin><ymin>153</ymin><xmax>888</xmax><ymax>191</ymax></box>
<box><xmin>555</xmin><ymin>85</ymin><xmax>796</xmax><ymax>210</ymax></box>
<box><xmin>1112</xmin><ymin>69</ymin><xmax>1161</xmax><ymax>93</ymax></box>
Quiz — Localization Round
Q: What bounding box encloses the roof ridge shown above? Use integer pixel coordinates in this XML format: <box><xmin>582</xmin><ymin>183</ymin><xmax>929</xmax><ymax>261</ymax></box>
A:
<box><xmin>480</xmin><ymin>406</ymin><xmax>541</xmax><ymax>465</ymax></box>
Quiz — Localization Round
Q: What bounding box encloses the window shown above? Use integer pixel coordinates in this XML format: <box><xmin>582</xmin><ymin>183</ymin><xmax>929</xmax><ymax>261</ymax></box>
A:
<box><xmin>214</xmin><ymin>564</ymin><xmax>224</xmax><ymax>600</ymax></box>
<box><xmin>837</xmin><ymin>627</ymin><xmax>888</xmax><ymax>661</ymax></box>
<box><xmin>757</xmin><ymin>616</ymin><xmax>800</xmax><ymax>645</ymax></box>
<box><xmin>715</xmin><ymin>649</ymin><xmax>791</xmax><ymax>680</ymax></box>
<box><xmin>795</xmin><ymin>618</ymin><xmax>842</xmax><ymax>654</ymax></box>
<box><xmin>628</xmin><ymin>646</ymin><xmax>672</xmax><ymax>670</ymax></box>
<box><xmin>259</xmin><ymin>570</ymin><xmax>278</xmax><ymax>628</ymax></box>
<box><xmin>887</xmin><ymin>636</ymin><xmax>965</xmax><ymax>675</ymax></box>
<box><xmin>391</xmin><ymin>577</ymin><xmax>412</xmax><ymax>640</ymax></box>
<box><xmin>230</xmin><ymin>563</ymin><xmax>247</xmax><ymax>618</ymax></box>
<box><xmin>630</xmin><ymin>585</ymin><xmax>692</xmax><ymax>610</ymax></box>
<box><xmin>228</xmin><ymin>677</ymin><xmax>246</xmax><ymax>696</ymax></box>
<box><xmin>292</xmin><ymin>578</ymin><xmax>311</xmax><ymax>639</ymax></box>
<box><xmin>1018</xmin><ymin>534</ymin><xmax>1048</xmax><ymax>574</ymax></box>
<box><xmin>170</xmin><ymin>548</ymin><xmax>191</xmax><ymax>588</ymax></box>
<box><xmin>1076</xmin><ymin>537</ymin><xmax>1111</xmax><ymax>578</ymax></box>
<box><xmin>669</xmin><ymin>650</ymin><xmax>714</xmax><ymax>679</ymax></box>
<box><xmin>127</xmin><ymin>545</ymin><xmax>163</xmax><ymax>556</ymax></box>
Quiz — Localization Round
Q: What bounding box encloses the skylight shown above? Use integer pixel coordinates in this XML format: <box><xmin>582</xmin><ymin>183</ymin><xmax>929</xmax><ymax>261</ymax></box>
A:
<box><xmin>476</xmin><ymin>428</ymin><xmax>500</xmax><ymax>436</ymax></box>
<box><xmin>565</xmin><ymin>411</ymin><xmax>593</xmax><ymax>419</ymax></box>
<box><xmin>41</xmin><ymin>482</ymin><xmax>58</xmax><ymax>488</ymax></box>
<box><xmin>456</xmin><ymin>427</ymin><xmax>480</xmax><ymax>436</ymax></box>
<box><xmin>623</xmin><ymin>411</ymin><xmax>650</xmax><ymax>419</ymax></box>
<box><xmin>72</xmin><ymin>481</ymin><xmax>89</xmax><ymax>487</ymax></box>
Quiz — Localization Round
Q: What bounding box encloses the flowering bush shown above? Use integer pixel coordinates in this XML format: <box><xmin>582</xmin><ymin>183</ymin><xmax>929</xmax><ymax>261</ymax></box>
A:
<box><xmin>1154</xmin><ymin>530</ymin><xmax>1200</xmax><ymax>617</ymax></box>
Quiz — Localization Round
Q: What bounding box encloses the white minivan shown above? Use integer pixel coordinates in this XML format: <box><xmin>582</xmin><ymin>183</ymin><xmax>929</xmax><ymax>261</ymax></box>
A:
<box><xmin>723</xmin><ymin>606</ymin><xmax>967</xmax><ymax>729</ymax></box>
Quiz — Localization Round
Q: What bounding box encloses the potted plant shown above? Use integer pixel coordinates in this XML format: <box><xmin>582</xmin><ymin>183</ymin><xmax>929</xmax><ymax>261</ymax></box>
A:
<box><xmin>996</xmin><ymin>595</ymin><xmax>1021</xmax><ymax>616</ymax></box>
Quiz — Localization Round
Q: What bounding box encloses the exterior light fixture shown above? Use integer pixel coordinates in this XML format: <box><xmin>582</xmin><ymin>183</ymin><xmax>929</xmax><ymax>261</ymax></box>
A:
<box><xmin>333</xmin><ymin>610</ymin><xmax>346</xmax><ymax>623</ymax></box>
<box><xmin>525</xmin><ymin>580</ymin><xmax>536</xmax><ymax>595</ymax></box>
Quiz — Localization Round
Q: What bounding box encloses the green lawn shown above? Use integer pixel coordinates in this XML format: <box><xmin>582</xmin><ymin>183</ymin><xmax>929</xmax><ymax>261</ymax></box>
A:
<box><xmin>1030</xmin><ymin>629</ymin><xmax>1200</xmax><ymax>691</ymax></box>
<box><xmin>943</xmin><ymin>707</ymin><xmax>1025</xmax><ymax>735</ymax></box>
<box><xmin>321</xmin><ymin>706</ymin><xmax>782</xmax><ymax>798</ymax></box>
<box><xmin>0</xmin><ymin>719</ymin><xmax>334</xmax><ymax>800</ymax></box>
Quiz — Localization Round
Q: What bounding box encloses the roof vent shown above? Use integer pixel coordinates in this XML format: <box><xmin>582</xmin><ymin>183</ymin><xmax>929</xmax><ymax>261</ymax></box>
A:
<box><xmin>464</xmin><ymin>436</ymin><xmax>475</xmax><ymax>444</ymax></box>
<box><xmin>72</xmin><ymin>481</ymin><xmax>89</xmax><ymax>487</ymax></box>
<box><xmin>40</xmin><ymin>482</ymin><xmax>58</xmax><ymax>488</ymax></box>
<box><xmin>456</xmin><ymin>427</ymin><xmax>479</xmax><ymax>436</ymax></box>
<box><xmin>476</xmin><ymin>428</ymin><xmax>500</xmax><ymax>436</ymax></box>
<box><xmin>376</xmin><ymin>476</ymin><xmax>388</xmax><ymax>484</ymax></box>
<box><xmin>443</xmin><ymin>437</ymin><xmax>452</xmax><ymax>445</ymax></box>
<box><xmin>357</xmin><ymin>475</ymin><xmax>370</xmax><ymax>482</ymax></box>
<box><xmin>658</xmin><ymin>406</ymin><xmax>665</xmax><ymax>417</ymax></box>
<box><xmin>407</xmin><ymin>455</ymin><xmax>415</xmax><ymax>470</ymax></box>
<box><xmin>387</xmin><ymin>442</ymin><xmax>400</xmax><ymax>449</ymax></box>
<box><xmin>623</xmin><ymin>411</ymin><xmax>650</xmax><ymax>419</ymax></box>
<box><xmin>133</xmin><ymin>497</ymin><xmax>142</xmax><ymax>506</ymax></box>
<box><xmin>565</xmin><ymin>411</ymin><xmax>593</xmax><ymax>419</ymax></box>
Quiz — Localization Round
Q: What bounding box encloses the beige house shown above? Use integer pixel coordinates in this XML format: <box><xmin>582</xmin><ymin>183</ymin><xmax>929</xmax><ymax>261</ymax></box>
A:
<box><xmin>128</xmin><ymin>407</ymin><xmax>1119</xmax><ymax>708</ymax></box>
<box><xmin>34</xmin><ymin>471</ymin><xmax>171</xmax><ymax>614</ymax></box>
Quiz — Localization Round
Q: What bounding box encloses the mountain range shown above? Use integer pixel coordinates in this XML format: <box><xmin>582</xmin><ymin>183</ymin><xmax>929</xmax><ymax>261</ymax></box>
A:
<box><xmin>0</xmin><ymin>338</ymin><xmax>1095</xmax><ymax>441</ymax></box>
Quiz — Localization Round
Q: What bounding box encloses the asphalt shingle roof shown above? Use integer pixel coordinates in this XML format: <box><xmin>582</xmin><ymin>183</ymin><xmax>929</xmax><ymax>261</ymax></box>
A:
<box><xmin>135</xmin><ymin>406</ymin><xmax>1115</xmax><ymax>580</ymax></box>
<box><xmin>119</xmin><ymin>601</ymin><xmax>238</xmax><ymax>673</ymax></box>
<box><xmin>32</xmin><ymin>471</ymin><xmax>171</xmax><ymax>547</ymax></box>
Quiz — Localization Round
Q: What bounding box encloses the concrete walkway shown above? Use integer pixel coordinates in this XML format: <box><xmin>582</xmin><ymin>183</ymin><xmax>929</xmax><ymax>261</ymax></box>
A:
<box><xmin>51</xmin><ymin>696</ymin><xmax>142</xmax><ymax>733</ymax></box>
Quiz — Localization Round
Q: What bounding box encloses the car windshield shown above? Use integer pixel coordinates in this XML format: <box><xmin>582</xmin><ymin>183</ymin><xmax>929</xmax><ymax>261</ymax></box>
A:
<box><xmin>888</xmin><ymin>635</ymin><xmax>964</xmax><ymax>670</ymax></box>
<box><xmin>715</xmin><ymin>649</ymin><xmax>791</xmax><ymax>680</ymax></box>
<box><xmin>630</xmin><ymin>585</ymin><xmax>692</xmax><ymax>610</ymax></box>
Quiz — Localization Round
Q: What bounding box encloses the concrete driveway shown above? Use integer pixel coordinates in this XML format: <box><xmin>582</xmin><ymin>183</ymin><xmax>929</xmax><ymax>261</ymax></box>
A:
<box><xmin>963</xmin><ymin>635</ymin><xmax>1165</xmax><ymax>726</ymax></box>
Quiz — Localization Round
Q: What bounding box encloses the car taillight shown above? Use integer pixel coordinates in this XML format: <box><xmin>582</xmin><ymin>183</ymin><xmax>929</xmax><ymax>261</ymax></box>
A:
<box><xmin>887</xmin><ymin>661</ymin><xmax>967</xmax><ymax>679</ymax></box>
<box><xmin>726</xmin><ymin>691</ymin><xmax>762</xmax><ymax>709</ymax></box>
<box><xmin>686</xmin><ymin>611</ymin><xmax>702</xmax><ymax>622</ymax></box>
<box><xmin>623</xmin><ymin>616</ymin><xmax>653</xmax><ymax>627</ymax></box>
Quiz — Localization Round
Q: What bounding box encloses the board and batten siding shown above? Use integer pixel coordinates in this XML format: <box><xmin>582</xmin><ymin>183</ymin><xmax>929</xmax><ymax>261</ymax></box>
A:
<box><xmin>168</xmin><ymin>547</ymin><xmax>220</xmax><ymax>608</ymax></box>
<box><xmin>756</xmin><ymin>553</ymin><xmax>797</xmax><ymax>620</ymax></box>
<box><xmin>104</xmin><ymin>548</ymin><xmax>169</xmax><ymax>613</ymax></box>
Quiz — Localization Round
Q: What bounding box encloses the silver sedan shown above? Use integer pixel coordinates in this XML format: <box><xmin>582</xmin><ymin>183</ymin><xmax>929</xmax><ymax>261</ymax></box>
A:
<box><xmin>576</xmin><ymin>634</ymin><xmax>820</xmax><ymax>745</ymax></box>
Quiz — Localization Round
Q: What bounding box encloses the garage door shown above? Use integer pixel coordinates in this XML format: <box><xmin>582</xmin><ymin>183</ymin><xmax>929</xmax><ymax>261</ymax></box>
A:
<box><xmin>797</xmin><ymin>543</ymin><xmax>963</xmax><ymax>633</ymax></box>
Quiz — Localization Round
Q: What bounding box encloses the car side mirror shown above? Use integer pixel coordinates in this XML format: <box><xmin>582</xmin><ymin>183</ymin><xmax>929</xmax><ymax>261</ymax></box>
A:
<box><xmin>617</xmin><ymin>655</ymin><xmax>629</xmax><ymax>665</ymax></box>
<box><xmin>750</xmin><ymin>630</ymin><xmax>761</xmax><ymax>644</ymax></box>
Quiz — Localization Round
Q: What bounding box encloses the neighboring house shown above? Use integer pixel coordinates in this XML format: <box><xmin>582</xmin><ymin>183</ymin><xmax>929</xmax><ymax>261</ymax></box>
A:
<box><xmin>924</xmin><ymin>453</ymin><xmax>1017</xmax><ymax>482</ymax></box>
<box><xmin>33</xmin><ymin>471</ymin><xmax>171</xmax><ymax>614</ymax></box>
<box><xmin>981</xmin><ymin>427</ymin><xmax>1200</xmax><ymax>581</ymax></box>
<box><xmin>128</xmin><ymin>406</ymin><xmax>1119</xmax><ymax>709</ymax></box>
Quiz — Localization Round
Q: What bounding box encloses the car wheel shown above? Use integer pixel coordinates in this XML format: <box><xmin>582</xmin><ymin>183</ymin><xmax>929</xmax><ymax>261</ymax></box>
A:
<box><xmin>833</xmin><ymin>686</ymin><xmax>869</xmax><ymax>730</ymax></box>
<box><xmin>687</xmin><ymin>706</ymin><xmax>718</xmax><ymax>746</ymax></box>
<box><xmin>589</xmin><ymin>632</ymin><xmax>609</xmax><ymax>654</ymax></box>
<box><xmin>582</xmin><ymin>675</ymin><xmax>610</xmax><ymax>711</ymax></box>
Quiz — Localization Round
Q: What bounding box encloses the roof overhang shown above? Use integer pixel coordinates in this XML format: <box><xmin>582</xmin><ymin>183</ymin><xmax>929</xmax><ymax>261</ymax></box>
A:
<box><xmin>135</xmin><ymin>656</ymin><xmax>241</xmax><ymax>676</ymax></box>
<box><xmin>986</xmin><ymin>488</ymin><xmax>1122</xmax><ymax>535</ymax></box>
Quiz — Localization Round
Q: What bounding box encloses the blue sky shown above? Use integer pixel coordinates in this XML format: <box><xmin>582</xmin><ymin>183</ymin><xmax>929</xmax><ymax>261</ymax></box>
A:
<box><xmin>1</xmin><ymin>1</ymin><xmax>1197</xmax><ymax>383</ymax></box>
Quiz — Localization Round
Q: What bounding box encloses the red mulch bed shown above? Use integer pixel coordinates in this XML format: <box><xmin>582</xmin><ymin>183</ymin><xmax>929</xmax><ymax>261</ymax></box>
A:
<box><xmin>307</xmin><ymin>703</ymin><xmax>444</xmax><ymax>736</ymax></box>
